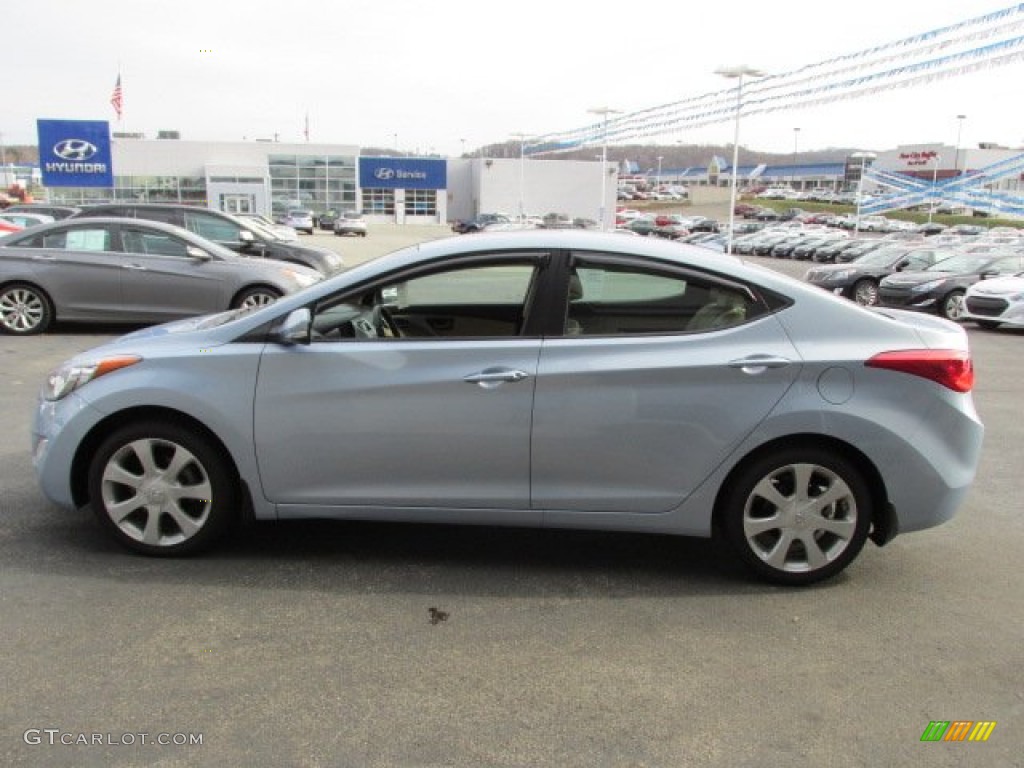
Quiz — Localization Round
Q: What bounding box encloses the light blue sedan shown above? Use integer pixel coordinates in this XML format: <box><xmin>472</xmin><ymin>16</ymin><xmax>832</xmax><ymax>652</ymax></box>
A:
<box><xmin>31</xmin><ymin>230</ymin><xmax>984</xmax><ymax>584</ymax></box>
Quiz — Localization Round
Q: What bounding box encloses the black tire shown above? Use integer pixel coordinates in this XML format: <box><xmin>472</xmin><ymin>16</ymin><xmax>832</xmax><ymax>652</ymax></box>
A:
<box><xmin>88</xmin><ymin>420</ymin><xmax>237</xmax><ymax>556</ymax></box>
<box><xmin>851</xmin><ymin>279</ymin><xmax>879</xmax><ymax>306</ymax></box>
<box><xmin>0</xmin><ymin>282</ymin><xmax>54</xmax><ymax>335</ymax></box>
<box><xmin>940</xmin><ymin>290</ymin><xmax>965</xmax><ymax>321</ymax></box>
<box><xmin>975</xmin><ymin>320</ymin><xmax>1000</xmax><ymax>330</ymax></box>
<box><xmin>720</xmin><ymin>447</ymin><xmax>873</xmax><ymax>585</ymax></box>
<box><xmin>232</xmin><ymin>286</ymin><xmax>282</xmax><ymax>309</ymax></box>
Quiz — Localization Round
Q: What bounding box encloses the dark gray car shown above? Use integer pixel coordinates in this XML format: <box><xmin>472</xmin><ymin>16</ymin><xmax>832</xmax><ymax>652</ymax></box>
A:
<box><xmin>0</xmin><ymin>218</ymin><xmax>321</xmax><ymax>334</ymax></box>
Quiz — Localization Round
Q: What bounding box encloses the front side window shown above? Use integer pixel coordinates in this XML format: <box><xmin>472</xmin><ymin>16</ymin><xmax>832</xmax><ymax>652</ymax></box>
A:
<box><xmin>311</xmin><ymin>259</ymin><xmax>540</xmax><ymax>342</ymax></box>
<box><xmin>565</xmin><ymin>258</ymin><xmax>764</xmax><ymax>335</ymax></box>
<box><xmin>120</xmin><ymin>227</ymin><xmax>190</xmax><ymax>258</ymax></box>
<box><xmin>184</xmin><ymin>211</ymin><xmax>241</xmax><ymax>242</ymax></box>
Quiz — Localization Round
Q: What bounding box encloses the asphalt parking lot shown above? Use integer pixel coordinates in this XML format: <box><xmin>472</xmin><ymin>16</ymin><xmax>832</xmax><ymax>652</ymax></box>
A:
<box><xmin>2</xmin><ymin>219</ymin><xmax>1022</xmax><ymax>767</ymax></box>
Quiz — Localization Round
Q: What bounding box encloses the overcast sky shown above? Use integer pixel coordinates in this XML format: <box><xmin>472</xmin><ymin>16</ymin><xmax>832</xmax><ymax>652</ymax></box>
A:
<box><xmin>4</xmin><ymin>1</ymin><xmax>1023</xmax><ymax>159</ymax></box>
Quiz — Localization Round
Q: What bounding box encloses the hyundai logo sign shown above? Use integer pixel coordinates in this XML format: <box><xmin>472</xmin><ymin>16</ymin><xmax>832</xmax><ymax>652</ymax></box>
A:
<box><xmin>37</xmin><ymin>120</ymin><xmax>114</xmax><ymax>188</ymax></box>
<box><xmin>53</xmin><ymin>139</ymin><xmax>99</xmax><ymax>161</ymax></box>
<box><xmin>374</xmin><ymin>167</ymin><xmax>396</xmax><ymax>180</ymax></box>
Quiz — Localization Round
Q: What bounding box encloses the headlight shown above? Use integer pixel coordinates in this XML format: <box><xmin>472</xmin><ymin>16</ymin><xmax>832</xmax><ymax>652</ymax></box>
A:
<box><xmin>911</xmin><ymin>278</ymin><xmax>947</xmax><ymax>293</ymax></box>
<box><xmin>324</xmin><ymin>252</ymin><xmax>341</xmax><ymax>268</ymax></box>
<box><xmin>43</xmin><ymin>355</ymin><xmax>142</xmax><ymax>401</ymax></box>
<box><xmin>282</xmin><ymin>268</ymin><xmax>319</xmax><ymax>288</ymax></box>
<box><xmin>832</xmin><ymin>270</ymin><xmax>853</xmax><ymax>281</ymax></box>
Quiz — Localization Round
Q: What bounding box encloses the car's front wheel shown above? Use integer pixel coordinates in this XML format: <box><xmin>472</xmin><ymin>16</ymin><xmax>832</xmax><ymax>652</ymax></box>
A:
<box><xmin>940</xmin><ymin>290</ymin><xmax>966</xmax><ymax>321</ymax></box>
<box><xmin>88</xmin><ymin>421</ymin><xmax>237</xmax><ymax>556</ymax></box>
<box><xmin>0</xmin><ymin>282</ymin><xmax>53</xmax><ymax>335</ymax></box>
<box><xmin>852</xmin><ymin>279</ymin><xmax>879</xmax><ymax>306</ymax></box>
<box><xmin>720</xmin><ymin>448</ymin><xmax>872</xmax><ymax>585</ymax></box>
<box><xmin>232</xmin><ymin>286</ymin><xmax>282</xmax><ymax>309</ymax></box>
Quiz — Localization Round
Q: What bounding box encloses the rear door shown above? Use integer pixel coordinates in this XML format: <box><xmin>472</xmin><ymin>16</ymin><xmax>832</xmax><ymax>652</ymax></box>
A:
<box><xmin>531</xmin><ymin>252</ymin><xmax>801</xmax><ymax>513</ymax></box>
<box><xmin>13</xmin><ymin>223</ymin><xmax>124</xmax><ymax>319</ymax></box>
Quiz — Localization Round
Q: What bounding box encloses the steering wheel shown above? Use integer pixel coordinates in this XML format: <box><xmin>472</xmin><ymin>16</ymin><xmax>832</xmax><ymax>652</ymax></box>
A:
<box><xmin>371</xmin><ymin>305</ymin><xmax>402</xmax><ymax>338</ymax></box>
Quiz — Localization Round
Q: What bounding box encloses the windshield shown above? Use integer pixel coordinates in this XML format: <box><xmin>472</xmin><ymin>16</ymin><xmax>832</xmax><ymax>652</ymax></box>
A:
<box><xmin>926</xmin><ymin>254</ymin><xmax>997</xmax><ymax>273</ymax></box>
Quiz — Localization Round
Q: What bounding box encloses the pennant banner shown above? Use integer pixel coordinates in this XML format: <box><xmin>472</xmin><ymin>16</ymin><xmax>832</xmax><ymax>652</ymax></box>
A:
<box><xmin>527</xmin><ymin>4</ymin><xmax>1024</xmax><ymax>154</ymax></box>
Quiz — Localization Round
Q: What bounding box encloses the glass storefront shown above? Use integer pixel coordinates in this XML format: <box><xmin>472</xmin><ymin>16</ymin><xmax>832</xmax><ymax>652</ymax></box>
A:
<box><xmin>269</xmin><ymin>154</ymin><xmax>356</xmax><ymax>217</ymax></box>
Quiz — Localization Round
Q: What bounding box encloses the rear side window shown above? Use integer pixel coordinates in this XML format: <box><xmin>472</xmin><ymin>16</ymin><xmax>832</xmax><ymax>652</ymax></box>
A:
<box><xmin>36</xmin><ymin>227</ymin><xmax>113</xmax><ymax>251</ymax></box>
<box><xmin>565</xmin><ymin>259</ymin><xmax>767</xmax><ymax>336</ymax></box>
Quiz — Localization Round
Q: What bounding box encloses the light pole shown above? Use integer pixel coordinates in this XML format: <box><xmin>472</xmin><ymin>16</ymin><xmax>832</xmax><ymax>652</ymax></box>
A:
<box><xmin>588</xmin><ymin>107</ymin><xmax>621</xmax><ymax>230</ymax></box>
<box><xmin>954</xmin><ymin>114</ymin><xmax>966</xmax><ymax>175</ymax></box>
<box><xmin>928</xmin><ymin>154</ymin><xmax>941</xmax><ymax>224</ymax></box>
<box><xmin>793</xmin><ymin>127</ymin><xmax>800</xmax><ymax>188</ymax></box>
<box><xmin>715</xmin><ymin>65</ymin><xmax>764</xmax><ymax>254</ymax></box>
<box><xmin>656</xmin><ymin>155</ymin><xmax>663</xmax><ymax>192</ymax></box>
<box><xmin>510</xmin><ymin>132</ymin><xmax>531</xmax><ymax>223</ymax></box>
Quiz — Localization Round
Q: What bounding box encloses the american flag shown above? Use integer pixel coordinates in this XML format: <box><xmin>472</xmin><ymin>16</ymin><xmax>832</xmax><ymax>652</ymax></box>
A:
<box><xmin>110</xmin><ymin>75</ymin><xmax>123</xmax><ymax>120</ymax></box>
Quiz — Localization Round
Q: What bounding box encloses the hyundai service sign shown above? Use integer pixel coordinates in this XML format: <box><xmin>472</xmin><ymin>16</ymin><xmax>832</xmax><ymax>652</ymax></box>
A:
<box><xmin>360</xmin><ymin>157</ymin><xmax>446</xmax><ymax>190</ymax></box>
<box><xmin>37</xmin><ymin>119</ymin><xmax>114</xmax><ymax>188</ymax></box>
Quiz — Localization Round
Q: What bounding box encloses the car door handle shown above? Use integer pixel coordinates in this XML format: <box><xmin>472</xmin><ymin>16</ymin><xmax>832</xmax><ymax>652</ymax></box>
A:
<box><xmin>31</xmin><ymin>254</ymin><xmax>58</xmax><ymax>262</ymax></box>
<box><xmin>463</xmin><ymin>368</ymin><xmax>531</xmax><ymax>386</ymax></box>
<box><xmin>122</xmin><ymin>263</ymin><xmax>147</xmax><ymax>271</ymax></box>
<box><xmin>728</xmin><ymin>355</ymin><xmax>793</xmax><ymax>374</ymax></box>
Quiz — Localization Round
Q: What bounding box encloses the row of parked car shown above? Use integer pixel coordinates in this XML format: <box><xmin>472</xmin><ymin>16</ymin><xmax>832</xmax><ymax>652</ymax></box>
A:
<box><xmin>789</xmin><ymin>227</ymin><xmax>1024</xmax><ymax>327</ymax></box>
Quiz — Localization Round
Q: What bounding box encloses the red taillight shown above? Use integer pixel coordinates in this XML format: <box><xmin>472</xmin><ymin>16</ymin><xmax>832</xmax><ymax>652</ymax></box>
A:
<box><xmin>865</xmin><ymin>350</ymin><xmax>974</xmax><ymax>392</ymax></box>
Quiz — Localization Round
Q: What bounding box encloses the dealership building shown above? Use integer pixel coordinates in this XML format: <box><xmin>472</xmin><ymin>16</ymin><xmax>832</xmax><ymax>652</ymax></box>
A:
<box><xmin>32</xmin><ymin>123</ymin><xmax>617</xmax><ymax>227</ymax></box>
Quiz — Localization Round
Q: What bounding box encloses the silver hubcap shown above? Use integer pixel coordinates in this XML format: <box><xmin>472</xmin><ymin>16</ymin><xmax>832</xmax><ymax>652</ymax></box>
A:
<box><xmin>945</xmin><ymin>293</ymin><xmax>965</xmax><ymax>320</ymax></box>
<box><xmin>854</xmin><ymin>282</ymin><xmax>878</xmax><ymax>306</ymax></box>
<box><xmin>742</xmin><ymin>463</ymin><xmax>858</xmax><ymax>574</ymax></box>
<box><xmin>0</xmin><ymin>288</ymin><xmax>44</xmax><ymax>332</ymax></box>
<box><xmin>100</xmin><ymin>438</ymin><xmax>213</xmax><ymax>547</ymax></box>
<box><xmin>241</xmin><ymin>292</ymin><xmax>277</xmax><ymax>308</ymax></box>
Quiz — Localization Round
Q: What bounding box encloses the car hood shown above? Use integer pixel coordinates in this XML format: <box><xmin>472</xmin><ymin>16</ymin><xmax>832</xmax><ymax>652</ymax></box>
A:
<box><xmin>967</xmin><ymin>275</ymin><xmax>1024</xmax><ymax>296</ymax></box>
<box><xmin>881</xmin><ymin>270</ymin><xmax>959</xmax><ymax>287</ymax></box>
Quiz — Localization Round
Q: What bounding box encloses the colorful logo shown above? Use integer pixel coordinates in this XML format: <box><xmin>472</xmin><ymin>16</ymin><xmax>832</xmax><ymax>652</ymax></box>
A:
<box><xmin>920</xmin><ymin>721</ymin><xmax>996</xmax><ymax>742</ymax></box>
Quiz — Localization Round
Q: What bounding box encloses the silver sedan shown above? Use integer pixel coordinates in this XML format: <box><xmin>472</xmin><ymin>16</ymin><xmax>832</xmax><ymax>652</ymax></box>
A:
<box><xmin>0</xmin><ymin>217</ymin><xmax>322</xmax><ymax>334</ymax></box>
<box><xmin>31</xmin><ymin>230</ymin><xmax>983</xmax><ymax>584</ymax></box>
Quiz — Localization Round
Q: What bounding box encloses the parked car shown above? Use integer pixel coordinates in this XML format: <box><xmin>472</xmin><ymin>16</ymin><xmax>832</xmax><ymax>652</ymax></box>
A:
<box><xmin>3</xmin><ymin>204</ymin><xmax>80</xmax><ymax>220</ymax></box>
<box><xmin>333</xmin><ymin>211</ymin><xmax>368</xmax><ymax>237</ymax></box>
<box><xmin>237</xmin><ymin>213</ymin><xmax>299</xmax><ymax>242</ymax></box>
<box><xmin>0</xmin><ymin>212</ymin><xmax>56</xmax><ymax>229</ymax></box>
<box><xmin>805</xmin><ymin>245</ymin><xmax>951</xmax><ymax>306</ymax></box>
<box><xmin>72</xmin><ymin>203</ymin><xmax>343</xmax><ymax>275</ymax></box>
<box><xmin>317</xmin><ymin>210</ymin><xmax>340</xmax><ymax>230</ymax></box>
<box><xmin>31</xmin><ymin>230</ymin><xmax>983</xmax><ymax>586</ymax></box>
<box><xmin>962</xmin><ymin>270</ymin><xmax>1024</xmax><ymax>329</ymax></box>
<box><xmin>0</xmin><ymin>217</ymin><xmax>321</xmax><ymax>334</ymax></box>
<box><xmin>451</xmin><ymin>213</ymin><xmax>510</xmax><ymax>234</ymax></box>
<box><xmin>878</xmin><ymin>252</ymin><xmax>1024</xmax><ymax>320</ymax></box>
<box><xmin>282</xmin><ymin>209</ymin><xmax>315</xmax><ymax>235</ymax></box>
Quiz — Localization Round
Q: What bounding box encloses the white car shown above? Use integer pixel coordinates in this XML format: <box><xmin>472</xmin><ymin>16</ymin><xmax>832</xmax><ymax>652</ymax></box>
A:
<box><xmin>237</xmin><ymin>213</ymin><xmax>299</xmax><ymax>241</ymax></box>
<box><xmin>282</xmin><ymin>209</ymin><xmax>315</xmax><ymax>235</ymax></box>
<box><xmin>962</xmin><ymin>271</ymin><xmax>1024</xmax><ymax>329</ymax></box>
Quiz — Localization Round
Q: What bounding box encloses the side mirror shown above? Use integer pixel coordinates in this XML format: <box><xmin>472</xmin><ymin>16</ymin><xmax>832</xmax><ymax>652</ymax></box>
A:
<box><xmin>187</xmin><ymin>246</ymin><xmax>211</xmax><ymax>261</ymax></box>
<box><xmin>238</xmin><ymin>230</ymin><xmax>257</xmax><ymax>250</ymax></box>
<box><xmin>895</xmin><ymin>259</ymin><xmax>909</xmax><ymax>271</ymax></box>
<box><xmin>270</xmin><ymin>308</ymin><xmax>311</xmax><ymax>345</ymax></box>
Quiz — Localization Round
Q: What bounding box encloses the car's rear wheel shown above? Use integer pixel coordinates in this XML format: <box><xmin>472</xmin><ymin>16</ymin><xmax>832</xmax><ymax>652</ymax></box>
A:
<box><xmin>232</xmin><ymin>286</ymin><xmax>282</xmax><ymax>309</ymax></box>
<box><xmin>720</xmin><ymin>448</ymin><xmax>872</xmax><ymax>585</ymax></box>
<box><xmin>852</xmin><ymin>279</ymin><xmax>879</xmax><ymax>306</ymax></box>
<box><xmin>940</xmin><ymin>290</ymin><xmax>965</xmax><ymax>321</ymax></box>
<box><xmin>0</xmin><ymin>282</ymin><xmax>53</xmax><ymax>335</ymax></box>
<box><xmin>88</xmin><ymin>421</ymin><xmax>237</xmax><ymax>556</ymax></box>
